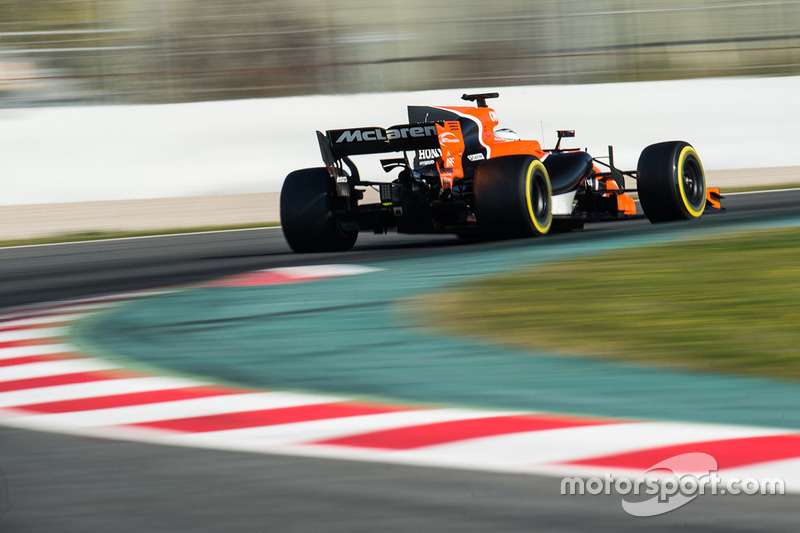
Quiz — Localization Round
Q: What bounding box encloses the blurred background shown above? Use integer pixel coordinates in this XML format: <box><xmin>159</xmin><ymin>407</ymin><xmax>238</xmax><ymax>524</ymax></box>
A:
<box><xmin>2</xmin><ymin>0</ymin><xmax>799</xmax><ymax>107</ymax></box>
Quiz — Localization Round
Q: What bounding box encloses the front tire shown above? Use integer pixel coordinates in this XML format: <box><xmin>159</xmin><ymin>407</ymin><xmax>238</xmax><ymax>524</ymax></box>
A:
<box><xmin>280</xmin><ymin>168</ymin><xmax>357</xmax><ymax>252</ymax></box>
<box><xmin>637</xmin><ymin>141</ymin><xmax>706</xmax><ymax>223</ymax></box>
<box><xmin>473</xmin><ymin>155</ymin><xmax>552</xmax><ymax>239</ymax></box>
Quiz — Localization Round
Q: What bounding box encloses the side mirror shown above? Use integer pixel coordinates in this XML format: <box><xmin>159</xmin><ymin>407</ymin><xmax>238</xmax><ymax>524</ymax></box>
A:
<box><xmin>554</xmin><ymin>130</ymin><xmax>575</xmax><ymax>151</ymax></box>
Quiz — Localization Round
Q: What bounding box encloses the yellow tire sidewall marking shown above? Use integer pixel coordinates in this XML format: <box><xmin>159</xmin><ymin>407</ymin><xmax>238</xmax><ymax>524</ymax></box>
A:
<box><xmin>677</xmin><ymin>145</ymin><xmax>706</xmax><ymax>218</ymax></box>
<box><xmin>525</xmin><ymin>160</ymin><xmax>552</xmax><ymax>234</ymax></box>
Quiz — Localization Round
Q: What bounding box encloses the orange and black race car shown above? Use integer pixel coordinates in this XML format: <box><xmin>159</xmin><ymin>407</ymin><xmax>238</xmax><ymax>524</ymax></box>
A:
<box><xmin>280</xmin><ymin>92</ymin><xmax>722</xmax><ymax>252</ymax></box>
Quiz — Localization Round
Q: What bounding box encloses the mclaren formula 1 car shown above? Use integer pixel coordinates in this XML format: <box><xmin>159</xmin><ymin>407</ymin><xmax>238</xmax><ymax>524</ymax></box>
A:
<box><xmin>280</xmin><ymin>92</ymin><xmax>721</xmax><ymax>252</ymax></box>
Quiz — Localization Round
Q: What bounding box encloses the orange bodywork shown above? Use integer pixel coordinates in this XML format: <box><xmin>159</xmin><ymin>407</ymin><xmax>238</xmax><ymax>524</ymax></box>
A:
<box><xmin>437</xmin><ymin>106</ymin><xmax>546</xmax><ymax>160</ymax></box>
<box><xmin>706</xmin><ymin>187</ymin><xmax>722</xmax><ymax>210</ymax></box>
<box><xmin>435</xmin><ymin>121</ymin><xmax>466</xmax><ymax>188</ymax></box>
<box><xmin>435</xmin><ymin>105</ymin><xmax>638</xmax><ymax>215</ymax></box>
<box><xmin>599</xmin><ymin>172</ymin><xmax>637</xmax><ymax>215</ymax></box>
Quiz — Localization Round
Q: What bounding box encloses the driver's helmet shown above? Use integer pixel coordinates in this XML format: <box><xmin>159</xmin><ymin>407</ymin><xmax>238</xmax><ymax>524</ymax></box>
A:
<box><xmin>493</xmin><ymin>128</ymin><xmax>520</xmax><ymax>142</ymax></box>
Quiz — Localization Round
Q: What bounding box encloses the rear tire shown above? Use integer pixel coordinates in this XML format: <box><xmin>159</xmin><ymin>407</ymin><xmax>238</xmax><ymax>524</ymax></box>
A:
<box><xmin>473</xmin><ymin>155</ymin><xmax>552</xmax><ymax>239</ymax></box>
<box><xmin>280</xmin><ymin>168</ymin><xmax>358</xmax><ymax>252</ymax></box>
<box><xmin>637</xmin><ymin>141</ymin><xmax>706</xmax><ymax>223</ymax></box>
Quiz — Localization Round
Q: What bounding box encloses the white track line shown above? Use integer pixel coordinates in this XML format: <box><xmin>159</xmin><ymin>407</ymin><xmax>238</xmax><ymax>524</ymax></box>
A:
<box><xmin>1</xmin><ymin>226</ymin><xmax>282</xmax><ymax>251</ymax></box>
<box><xmin>0</xmin><ymin>187</ymin><xmax>797</xmax><ymax>253</ymax></box>
<box><xmin>725</xmin><ymin>187</ymin><xmax>800</xmax><ymax>195</ymax></box>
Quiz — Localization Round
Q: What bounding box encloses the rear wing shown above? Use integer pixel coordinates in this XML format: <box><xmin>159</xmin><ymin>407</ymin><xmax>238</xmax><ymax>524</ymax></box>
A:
<box><xmin>317</xmin><ymin>123</ymin><xmax>440</xmax><ymax>170</ymax></box>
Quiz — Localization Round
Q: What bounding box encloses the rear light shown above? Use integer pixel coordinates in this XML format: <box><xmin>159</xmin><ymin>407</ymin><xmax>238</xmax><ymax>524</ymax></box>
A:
<box><xmin>379</xmin><ymin>183</ymin><xmax>393</xmax><ymax>203</ymax></box>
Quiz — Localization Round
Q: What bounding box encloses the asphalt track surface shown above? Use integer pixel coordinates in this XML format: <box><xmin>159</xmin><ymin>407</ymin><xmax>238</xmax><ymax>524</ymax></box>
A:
<box><xmin>1</xmin><ymin>189</ymin><xmax>800</xmax><ymax>532</ymax></box>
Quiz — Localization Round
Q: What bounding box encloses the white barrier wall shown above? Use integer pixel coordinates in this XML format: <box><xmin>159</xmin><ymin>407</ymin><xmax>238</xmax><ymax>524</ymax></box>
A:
<box><xmin>1</xmin><ymin>76</ymin><xmax>798</xmax><ymax>205</ymax></box>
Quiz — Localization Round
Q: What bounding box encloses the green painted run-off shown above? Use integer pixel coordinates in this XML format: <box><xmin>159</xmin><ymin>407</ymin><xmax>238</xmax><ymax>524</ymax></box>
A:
<box><xmin>76</xmin><ymin>212</ymin><xmax>800</xmax><ymax>429</ymax></box>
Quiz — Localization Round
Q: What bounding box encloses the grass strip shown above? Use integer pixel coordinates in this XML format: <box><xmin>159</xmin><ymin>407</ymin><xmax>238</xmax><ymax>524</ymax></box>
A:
<box><xmin>418</xmin><ymin>226</ymin><xmax>800</xmax><ymax>379</ymax></box>
<box><xmin>719</xmin><ymin>182</ymin><xmax>800</xmax><ymax>194</ymax></box>
<box><xmin>0</xmin><ymin>222</ymin><xmax>280</xmax><ymax>248</ymax></box>
<box><xmin>2</xmin><ymin>184</ymin><xmax>797</xmax><ymax>248</ymax></box>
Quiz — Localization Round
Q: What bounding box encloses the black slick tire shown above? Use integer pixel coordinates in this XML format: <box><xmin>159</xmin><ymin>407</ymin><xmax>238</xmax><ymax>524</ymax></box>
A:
<box><xmin>279</xmin><ymin>168</ymin><xmax>358</xmax><ymax>252</ymax></box>
<box><xmin>473</xmin><ymin>155</ymin><xmax>553</xmax><ymax>239</ymax></box>
<box><xmin>637</xmin><ymin>141</ymin><xmax>707</xmax><ymax>223</ymax></box>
